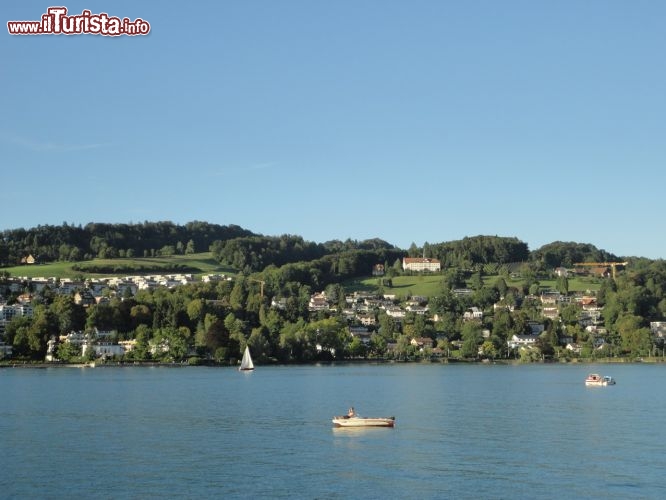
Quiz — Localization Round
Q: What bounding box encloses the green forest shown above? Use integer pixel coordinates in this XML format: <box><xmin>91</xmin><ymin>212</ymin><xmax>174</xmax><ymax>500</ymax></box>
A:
<box><xmin>1</xmin><ymin>222</ymin><xmax>664</xmax><ymax>365</ymax></box>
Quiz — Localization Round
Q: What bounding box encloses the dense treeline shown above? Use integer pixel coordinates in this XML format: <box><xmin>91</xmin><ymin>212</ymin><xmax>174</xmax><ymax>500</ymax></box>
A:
<box><xmin>258</xmin><ymin>248</ymin><xmax>405</xmax><ymax>292</ymax></box>
<box><xmin>1</xmin><ymin>219</ymin><xmax>627</xmax><ymax>272</ymax></box>
<box><xmin>425</xmin><ymin>236</ymin><xmax>530</xmax><ymax>267</ymax></box>
<box><xmin>211</xmin><ymin>235</ymin><xmax>398</xmax><ymax>275</ymax></box>
<box><xmin>211</xmin><ymin>235</ymin><xmax>329</xmax><ymax>272</ymax></box>
<box><xmin>531</xmin><ymin>241</ymin><xmax>619</xmax><ymax>268</ymax></box>
<box><xmin>0</xmin><ymin>221</ymin><xmax>254</xmax><ymax>264</ymax></box>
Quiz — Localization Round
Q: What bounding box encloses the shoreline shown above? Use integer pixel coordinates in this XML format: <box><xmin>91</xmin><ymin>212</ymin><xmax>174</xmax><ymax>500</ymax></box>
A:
<box><xmin>2</xmin><ymin>357</ymin><xmax>665</xmax><ymax>369</ymax></box>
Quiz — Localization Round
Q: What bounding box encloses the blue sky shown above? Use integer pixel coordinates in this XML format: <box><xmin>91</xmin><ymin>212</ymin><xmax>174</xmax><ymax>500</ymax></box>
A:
<box><xmin>3</xmin><ymin>1</ymin><xmax>665</xmax><ymax>258</ymax></box>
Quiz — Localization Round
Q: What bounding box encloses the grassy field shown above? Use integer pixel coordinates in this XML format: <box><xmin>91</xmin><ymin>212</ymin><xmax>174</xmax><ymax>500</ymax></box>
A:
<box><xmin>345</xmin><ymin>275</ymin><xmax>444</xmax><ymax>298</ymax></box>
<box><xmin>346</xmin><ymin>273</ymin><xmax>602</xmax><ymax>299</ymax></box>
<box><xmin>2</xmin><ymin>253</ymin><xmax>236</xmax><ymax>279</ymax></box>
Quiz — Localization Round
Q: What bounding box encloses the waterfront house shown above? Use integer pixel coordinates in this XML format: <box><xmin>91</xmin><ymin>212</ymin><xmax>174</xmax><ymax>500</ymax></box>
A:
<box><xmin>507</xmin><ymin>334</ymin><xmax>537</xmax><ymax>349</ymax></box>
<box><xmin>410</xmin><ymin>337</ymin><xmax>434</xmax><ymax>350</ymax></box>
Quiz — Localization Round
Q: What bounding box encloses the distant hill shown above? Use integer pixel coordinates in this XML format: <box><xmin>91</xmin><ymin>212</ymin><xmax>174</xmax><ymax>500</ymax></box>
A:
<box><xmin>530</xmin><ymin>241</ymin><xmax>619</xmax><ymax>268</ymax></box>
<box><xmin>0</xmin><ymin>221</ymin><xmax>255</xmax><ymax>266</ymax></box>
<box><xmin>0</xmin><ymin>221</ymin><xmax>628</xmax><ymax>271</ymax></box>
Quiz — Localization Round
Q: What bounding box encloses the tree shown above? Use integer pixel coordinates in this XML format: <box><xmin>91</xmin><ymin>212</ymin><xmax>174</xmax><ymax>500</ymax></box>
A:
<box><xmin>164</xmin><ymin>327</ymin><xmax>188</xmax><ymax>361</ymax></box>
<box><xmin>185</xmin><ymin>239</ymin><xmax>196</xmax><ymax>254</ymax></box>
<box><xmin>369</xmin><ymin>333</ymin><xmax>387</xmax><ymax>357</ymax></box>
<box><xmin>259</xmin><ymin>308</ymin><xmax>283</xmax><ymax>350</ymax></box>
<box><xmin>50</xmin><ymin>295</ymin><xmax>85</xmax><ymax>333</ymax></box>
<box><xmin>159</xmin><ymin>245</ymin><xmax>176</xmax><ymax>256</ymax></box>
<box><xmin>474</xmin><ymin>286</ymin><xmax>500</xmax><ymax>310</ymax></box>
<box><xmin>555</xmin><ymin>275</ymin><xmax>569</xmax><ymax>295</ymax></box>
<box><xmin>471</xmin><ymin>270</ymin><xmax>484</xmax><ymax>291</ymax></box>
<box><xmin>559</xmin><ymin>304</ymin><xmax>580</xmax><ymax>326</ymax></box>
<box><xmin>205</xmin><ymin>318</ymin><xmax>228</xmax><ymax>354</ymax></box>
<box><xmin>480</xmin><ymin>340</ymin><xmax>498</xmax><ymax>360</ymax></box>
<box><xmin>229</xmin><ymin>279</ymin><xmax>247</xmax><ymax>313</ymax></box>
<box><xmin>131</xmin><ymin>324</ymin><xmax>151</xmax><ymax>360</ymax></box>
<box><xmin>279</xmin><ymin>319</ymin><xmax>311</xmax><ymax>362</ymax></box>
<box><xmin>130</xmin><ymin>304</ymin><xmax>152</xmax><ymax>329</ymax></box>
<box><xmin>378</xmin><ymin>311</ymin><xmax>397</xmax><ymax>341</ymax></box>
<box><xmin>23</xmin><ymin>308</ymin><xmax>59</xmax><ymax>358</ymax></box>
<box><xmin>412</xmin><ymin>314</ymin><xmax>427</xmax><ymax>338</ymax></box>
<box><xmin>56</xmin><ymin>341</ymin><xmax>81</xmax><ymax>362</ymax></box>
<box><xmin>308</xmin><ymin>317</ymin><xmax>347</xmax><ymax>359</ymax></box>
<box><xmin>535</xmin><ymin>334</ymin><xmax>555</xmax><ymax>358</ymax></box>
<box><xmin>13</xmin><ymin>325</ymin><xmax>42</xmax><ymax>358</ymax></box>
<box><xmin>4</xmin><ymin>316</ymin><xmax>33</xmax><ymax>347</ymax></box>
<box><xmin>460</xmin><ymin>321</ymin><xmax>483</xmax><ymax>359</ymax></box>
<box><xmin>491</xmin><ymin>309</ymin><xmax>513</xmax><ymax>344</ymax></box>
<box><xmin>441</xmin><ymin>269</ymin><xmax>466</xmax><ymax>291</ymax></box>
<box><xmin>495</xmin><ymin>277</ymin><xmax>508</xmax><ymax>298</ymax></box>
<box><xmin>616</xmin><ymin>314</ymin><xmax>645</xmax><ymax>355</ymax></box>
<box><xmin>348</xmin><ymin>336</ymin><xmax>367</xmax><ymax>358</ymax></box>
<box><xmin>247</xmin><ymin>327</ymin><xmax>271</xmax><ymax>362</ymax></box>
<box><xmin>86</xmin><ymin>303</ymin><xmax>115</xmax><ymax>330</ymax></box>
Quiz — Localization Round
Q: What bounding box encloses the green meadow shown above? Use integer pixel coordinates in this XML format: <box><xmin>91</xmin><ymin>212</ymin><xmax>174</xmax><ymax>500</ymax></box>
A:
<box><xmin>2</xmin><ymin>253</ymin><xmax>235</xmax><ymax>279</ymax></box>
<box><xmin>346</xmin><ymin>273</ymin><xmax>602</xmax><ymax>299</ymax></box>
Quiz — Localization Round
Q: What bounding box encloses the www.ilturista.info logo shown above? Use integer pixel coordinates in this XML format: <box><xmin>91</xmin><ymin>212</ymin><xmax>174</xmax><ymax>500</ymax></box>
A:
<box><xmin>7</xmin><ymin>6</ymin><xmax>150</xmax><ymax>36</ymax></box>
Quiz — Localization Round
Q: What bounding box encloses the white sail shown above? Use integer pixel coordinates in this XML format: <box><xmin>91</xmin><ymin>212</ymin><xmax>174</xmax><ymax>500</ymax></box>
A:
<box><xmin>239</xmin><ymin>346</ymin><xmax>254</xmax><ymax>371</ymax></box>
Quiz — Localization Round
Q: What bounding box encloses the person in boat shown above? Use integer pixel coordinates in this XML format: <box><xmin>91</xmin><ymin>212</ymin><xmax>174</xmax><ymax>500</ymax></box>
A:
<box><xmin>347</xmin><ymin>407</ymin><xmax>356</xmax><ymax>418</ymax></box>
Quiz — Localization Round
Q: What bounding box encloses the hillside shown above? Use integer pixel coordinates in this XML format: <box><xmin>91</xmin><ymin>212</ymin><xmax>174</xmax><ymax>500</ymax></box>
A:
<box><xmin>1</xmin><ymin>253</ymin><xmax>235</xmax><ymax>279</ymax></box>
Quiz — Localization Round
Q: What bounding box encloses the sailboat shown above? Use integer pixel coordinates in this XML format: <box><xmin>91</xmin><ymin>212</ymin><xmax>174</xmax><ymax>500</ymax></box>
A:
<box><xmin>239</xmin><ymin>346</ymin><xmax>254</xmax><ymax>371</ymax></box>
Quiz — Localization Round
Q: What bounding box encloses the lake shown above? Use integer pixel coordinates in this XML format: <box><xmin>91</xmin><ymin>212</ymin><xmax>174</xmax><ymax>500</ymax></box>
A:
<box><xmin>2</xmin><ymin>363</ymin><xmax>666</xmax><ymax>499</ymax></box>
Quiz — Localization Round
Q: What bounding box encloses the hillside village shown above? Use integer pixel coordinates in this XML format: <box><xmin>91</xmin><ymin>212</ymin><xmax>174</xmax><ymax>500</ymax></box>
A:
<box><xmin>0</xmin><ymin>272</ymin><xmax>229</xmax><ymax>359</ymax></box>
<box><xmin>2</xmin><ymin>255</ymin><xmax>666</xmax><ymax>363</ymax></box>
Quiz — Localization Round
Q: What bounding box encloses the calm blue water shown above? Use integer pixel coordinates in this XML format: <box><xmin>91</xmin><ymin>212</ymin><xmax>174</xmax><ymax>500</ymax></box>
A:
<box><xmin>1</xmin><ymin>363</ymin><xmax>666</xmax><ymax>499</ymax></box>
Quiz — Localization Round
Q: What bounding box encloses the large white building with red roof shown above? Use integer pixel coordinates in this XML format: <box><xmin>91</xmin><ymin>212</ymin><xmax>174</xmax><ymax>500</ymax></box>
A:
<box><xmin>402</xmin><ymin>257</ymin><xmax>441</xmax><ymax>272</ymax></box>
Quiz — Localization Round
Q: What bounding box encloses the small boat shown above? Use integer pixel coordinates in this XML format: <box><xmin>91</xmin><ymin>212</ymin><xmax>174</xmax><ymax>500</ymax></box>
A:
<box><xmin>332</xmin><ymin>410</ymin><xmax>395</xmax><ymax>428</ymax></box>
<box><xmin>239</xmin><ymin>346</ymin><xmax>254</xmax><ymax>371</ymax></box>
<box><xmin>585</xmin><ymin>373</ymin><xmax>616</xmax><ymax>386</ymax></box>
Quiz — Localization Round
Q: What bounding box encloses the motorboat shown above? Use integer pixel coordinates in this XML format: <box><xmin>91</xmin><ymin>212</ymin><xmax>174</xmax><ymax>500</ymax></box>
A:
<box><xmin>585</xmin><ymin>373</ymin><xmax>616</xmax><ymax>386</ymax></box>
<box><xmin>332</xmin><ymin>415</ymin><xmax>395</xmax><ymax>428</ymax></box>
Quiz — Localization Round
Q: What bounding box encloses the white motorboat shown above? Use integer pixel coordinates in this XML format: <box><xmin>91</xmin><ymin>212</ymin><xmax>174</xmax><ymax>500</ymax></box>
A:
<box><xmin>585</xmin><ymin>373</ymin><xmax>616</xmax><ymax>386</ymax></box>
<box><xmin>332</xmin><ymin>415</ymin><xmax>395</xmax><ymax>428</ymax></box>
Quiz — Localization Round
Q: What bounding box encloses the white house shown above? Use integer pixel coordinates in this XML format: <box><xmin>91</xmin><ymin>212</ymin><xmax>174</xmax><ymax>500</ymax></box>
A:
<box><xmin>309</xmin><ymin>292</ymin><xmax>330</xmax><ymax>311</ymax></box>
<box><xmin>507</xmin><ymin>334</ymin><xmax>537</xmax><ymax>349</ymax></box>
<box><xmin>385</xmin><ymin>306</ymin><xmax>406</xmax><ymax>318</ymax></box>
<box><xmin>357</xmin><ymin>313</ymin><xmax>376</xmax><ymax>326</ymax></box>
<box><xmin>410</xmin><ymin>337</ymin><xmax>434</xmax><ymax>350</ymax></box>
<box><xmin>463</xmin><ymin>307</ymin><xmax>483</xmax><ymax>321</ymax></box>
<box><xmin>566</xmin><ymin>343</ymin><xmax>582</xmax><ymax>354</ymax></box>
<box><xmin>406</xmin><ymin>304</ymin><xmax>428</xmax><ymax>315</ymax></box>
<box><xmin>82</xmin><ymin>342</ymin><xmax>125</xmax><ymax>358</ymax></box>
